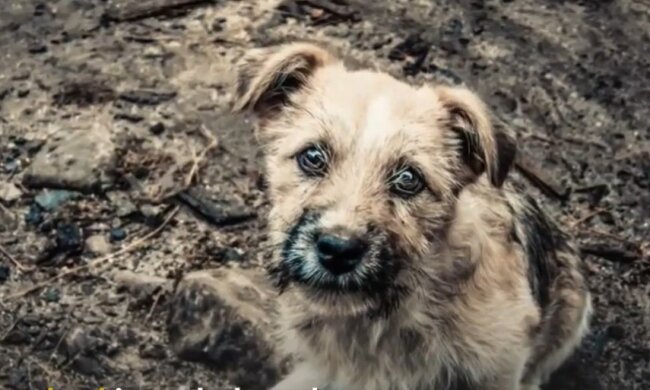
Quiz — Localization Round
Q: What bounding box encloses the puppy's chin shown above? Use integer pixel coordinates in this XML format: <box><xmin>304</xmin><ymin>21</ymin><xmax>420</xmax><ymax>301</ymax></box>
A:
<box><xmin>296</xmin><ymin>286</ymin><xmax>379</xmax><ymax>317</ymax></box>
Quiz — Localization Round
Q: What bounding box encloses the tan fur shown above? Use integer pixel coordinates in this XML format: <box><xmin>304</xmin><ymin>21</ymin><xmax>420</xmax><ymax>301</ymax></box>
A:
<box><xmin>233</xmin><ymin>43</ymin><xmax>591</xmax><ymax>390</ymax></box>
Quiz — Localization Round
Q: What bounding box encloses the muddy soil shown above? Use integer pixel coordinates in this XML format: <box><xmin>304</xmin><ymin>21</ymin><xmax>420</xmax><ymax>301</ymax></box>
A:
<box><xmin>0</xmin><ymin>1</ymin><xmax>648</xmax><ymax>389</ymax></box>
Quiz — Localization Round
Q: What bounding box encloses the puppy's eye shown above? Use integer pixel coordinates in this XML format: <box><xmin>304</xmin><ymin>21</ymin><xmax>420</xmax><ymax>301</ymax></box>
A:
<box><xmin>390</xmin><ymin>167</ymin><xmax>424</xmax><ymax>197</ymax></box>
<box><xmin>297</xmin><ymin>145</ymin><xmax>328</xmax><ymax>176</ymax></box>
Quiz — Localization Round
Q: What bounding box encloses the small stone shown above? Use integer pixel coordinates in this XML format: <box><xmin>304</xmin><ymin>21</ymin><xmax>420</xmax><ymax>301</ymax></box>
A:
<box><xmin>24</xmin><ymin>124</ymin><xmax>116</xmax><ymax>192</ymax></box>
<box><xmin>0</xmin><ymin>182</ymin><xmax>22</xmax><ymax>203</ymax></box>
<box><xmin>219</xmin><ymin>247</ymin><xmax>243</xmax><ymax>262</ymax></box>
<box><xmin>17</xmin><ymin>89</ymin><xmax>30</xmax><ymax>98</ymax></box>
<box><xmin>109</xmin><ymin>227</ymin><xmax>126</xmax><ymax>242</ymax></box>
<box><xmin>139</xmin><ymin>342</ymin><xmax>166</xmax><ymax>360</ymax></box>
<box><xmin>149</xmin><ymin>122</ymin><xmax>165</xmax><ymax>135</ymax></box>
<box><xmin>0</xmin><ymin>265</ymin><xmax>10</xmax><ymax>283</ymax></box>
<box><xmin>118</xmin><ymin>89</ymin><xmax>177</xmax><ymax>106</ymax></box>
<box><xmin>24</xmin><ymin>204</ymin><xmax>43</xmax><ymax>225</ymax></box>
<box><xmin>86</xmin><ymin>235</ymin><xmax>112</xmax><ymax>255</ymax></box>
<box><xmin>34</xmin><ymin>189</ymin><xmax>80</xmax><ymax>211</ymax></box>
<box><xmin>107</xmin><ymin>192</ymin><xmax>137</xmax><ymax>217</ymax></box>
<box><xmin>114</xmin><ymin>112</ymin><xmax>144</xmax><ymax>123</ymax></box>
<box><xmin>606</xmin><ymin>324</ymin><xmax>625</xmax><ymax>340</ymax></box>
<box><xmin>3</xmin><ymin>328</ymin><xmax>30</xmax><ymax>344</ymax></box>
<box><xmin>3</xmin><ymin>159</ymin><xmax>20</xmax><ymax>173</ymax></box>
<box><xmin>42</xmin><ymin>287</ymin><xmax>61</xmax><ymax>302</ymax></box>
<box><xmin>55</xmin><ymin>224</ymin><xmax>84</xmax><ymax>254</ymax></box>
<box><xmin>28</xmin><ymin>43</ymin><xmax>48</xmax><ymax>54</ymax></box>
<box><xmin>140</xmin><ymin>204</ymin><xmax>165</xmax><ymax>226</ymax></box>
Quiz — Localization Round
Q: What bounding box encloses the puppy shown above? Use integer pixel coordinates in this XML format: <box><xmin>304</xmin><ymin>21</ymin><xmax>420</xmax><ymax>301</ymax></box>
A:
<box><xmin>233</xmin><ymin>43</ymin><xmax>591</xmax><ymax>390</ymax></box>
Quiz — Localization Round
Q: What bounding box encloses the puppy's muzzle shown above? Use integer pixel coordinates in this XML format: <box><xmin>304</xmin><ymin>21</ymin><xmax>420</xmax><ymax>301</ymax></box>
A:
<box><xmin>315</xmin><ymin>232</ymin><xmax>368</xmax><ymax>275</ymax></box>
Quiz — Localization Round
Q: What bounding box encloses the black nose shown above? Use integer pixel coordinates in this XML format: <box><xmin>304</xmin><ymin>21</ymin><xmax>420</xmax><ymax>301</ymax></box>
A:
<box><xmin>316</xmin><ymin>233</ymin><xmax>368</xmax><ymax>275</ymax></box>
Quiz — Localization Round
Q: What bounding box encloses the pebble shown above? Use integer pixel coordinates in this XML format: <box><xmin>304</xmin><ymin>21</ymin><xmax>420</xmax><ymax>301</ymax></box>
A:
<box><xmin>0</xmin><ymin>182</ymin><xmax>22</xmax><ymax>203</ymax></box>
<box><xmin>118</xmin><ymin>89</ymin><xmax>177</xmax><ymax>106</ymax></box>
<box><xmin>149</xmin><ymin>122</ymin><xmax>165</xmax><ymax>135</ymax></box>
<box><xmin>42</xmin><ymin>287</ymin><xmax>61</xmax><ymax>302</ymax></box>
<box><xmin>139</xmin><ymin>342</ymin><xmax>167</xmax><ymax>360</ymax></box>
<box><xmin>607</xmin><ymin>324</ymin><xmax>626</xmax><ymax>340</ymax></box>
<box><xmin>107</xmin><ymin>192</ymin><xmax>137</xmax><ymax>217</ymax></box>
<box><xmin>86</xmin><ymin>234</ymin><xmax>112</xmax><ymax>255</ymax></box>
<box><xmin>219</xmin><ymin>247</ymin><xmax>243</xmax><ymax>262</ymax></box>
<box><xmin>34</xmin><ymin>189</ymin><xmax>80</xmax><ymax>211</ymax></box>
<box><xmin>0</xmin><ymin>206</ymin><xmax>17</xmax><ymax>232</ymax></box>
<box><xmin>0</xmin><ymin>265</ymin><xmax>10</xmax><ymax>283</ymax></box>
<box><xmin>55</xmin><ymin>224</ymin><xmax>84</xmax><ymax>254</ymax></box>
<box><xmin>110</xmin><ymin>227</ymin><xmax>126</xmax><ymax>242</ymax></box>
<box><xmin>24</xmin><ymin>204</ymin><xmax>43</xmax><ymax>225</ymax></box>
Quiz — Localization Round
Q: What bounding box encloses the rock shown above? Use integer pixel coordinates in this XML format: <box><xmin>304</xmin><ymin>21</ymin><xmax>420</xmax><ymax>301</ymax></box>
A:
<box><xmin>118</xmin><ymin>89</ymin><xmax>177</xmax><ymax>106</ymax></box>
<box><xmin>0</xmin><ymin>182</ymin><xmax>22</xmax><ymax>203</ymax></box>
<box><xmin>24</xmin><ymin>124</ymin><xmax>116</xmax><ymax>192</ymax></box>
<box><xmin>42</xmin><ymin>287</ymin><xmax>61</xmax><ymax>302</ymax></box>
<box><xmin>607</xmin><ymin>324</ymin><xmax>625</xmax><ymax>340</ymax></box>
<box><xmin>109</xmin><ymin>227</ymin><xmax>126</xmax><ymax>242</ymax></box>
<box><xmin>24</xmin><ymin>204</ymin><xmax>43</xmax><ymax>225</ymax></box>
<box><xmin>216</xmin><ymin>247</ymin><xmax>244</xmax><ymax>262</ymax></box>
<box><xmin>114</xmin><ymin>112</ymin><xmax>144</xmax><ymax>123</ymax></box>
<box><xmin>34</xmin><ymin>189</ymin><xmax>80</xmax><ymax>211</ymax></box>
<box><xmin>149</xmin><ymin>122</ymin><xmax>165</xmax><ymax>135</ymax></box>
<box><xmin>0</xmin><ymin>207</ymin><xmax>17</xmax><ymax>232</ymax></box>
<box><xmin>3</xmin><ymin>328</ymin><xmax>30</xmax><ymax>345</ymax></box>
<box><xmin>86</xmin><ymin>234</ymin><xmax>112</xmax><ymax>255</ymax></box>
<box><xmin>167</xmin><ymin>268</ymin><xmax>280</xmax><ymax>390</ymax></box>
<box><xmin>113</xmin><ymin>270</ymin><xmax>169</xmax><ymax>298</ymax></box>
<box><xmin>55</xmin><ymin>224</ymin><xmax>84</xmax><ymax>254</ymax></box>
<box><xmin>27</xmin><ymin>42</ymin><xmax>48</xmax><ymax>54</ymax></box>
<box><xmin>107</xmin><ymin>191</ymin><xmax>137</xmax><ymax>217</ymax></box>
<box><xmin>139</xmin><ymin>342</ymin><xmax>167</xmax><ymax>360</ymax></box>
<box><xmin>0</xmin><ymin>265</ymin><xmax>9</xmax><ymax>283</ymax></box>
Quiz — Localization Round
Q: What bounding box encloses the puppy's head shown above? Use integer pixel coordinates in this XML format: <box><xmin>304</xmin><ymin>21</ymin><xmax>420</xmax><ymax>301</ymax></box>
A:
<box><xmin>234</xmin><ymin>43</ymin><xmax>516</xmax><ymax>316</ymax></box>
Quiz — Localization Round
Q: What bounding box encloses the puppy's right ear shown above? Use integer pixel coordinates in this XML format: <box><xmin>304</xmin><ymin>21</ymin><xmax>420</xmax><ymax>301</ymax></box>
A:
<box><xmin>232</xmin><ymin>43</ymin><xmax>337</xmax><ymax>119</ymax></box>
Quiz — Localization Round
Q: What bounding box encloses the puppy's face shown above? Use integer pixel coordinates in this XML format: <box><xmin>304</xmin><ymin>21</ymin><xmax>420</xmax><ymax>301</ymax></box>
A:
<box><xmin>234</xmin><ymin>43</ymin><xmax>516</xmax><ymax>316</ymax></box>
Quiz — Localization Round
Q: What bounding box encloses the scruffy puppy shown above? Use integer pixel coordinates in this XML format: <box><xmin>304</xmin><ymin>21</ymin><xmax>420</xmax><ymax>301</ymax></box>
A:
<box><xmin>233</xmin><ymin>43</ymin><xmax>591</xmax><ymax>390</ymax></box>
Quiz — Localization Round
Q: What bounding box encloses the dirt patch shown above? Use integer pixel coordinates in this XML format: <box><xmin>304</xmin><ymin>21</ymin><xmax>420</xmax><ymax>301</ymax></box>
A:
<box><xmin>0</xmin><ymin>0</ymin><xmax>648</xmax><ymax>389</ymax></box>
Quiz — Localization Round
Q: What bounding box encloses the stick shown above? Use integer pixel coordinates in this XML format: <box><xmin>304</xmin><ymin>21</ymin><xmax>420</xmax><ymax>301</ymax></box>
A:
<box><xmin>145</xmin><ymin>290</ymin><xmax>164</xmax><ymax>322</ymax></box>
<box><xmin>104</xmin><ymin>0</ymin><xmax>216</xmax><ymax>22</ymax></box>
<box><xmin>580</xmin><ymin>243</ymin><xmax>640</xmax><ymax>263</ymax></box>
<box><xmin>515</xmin><ymin>157</ymin><xmax>569</xmax><ymax>201</ymax></box>
<box><xmin>176</xmin><ymin>188</ymin><xmax>257</xmax><ymax>227</ymax></box>
<box><xmin>569</xmin><ymin>208</ymin><xmax>606</xmax><ymax>229</ymax></box>
<box><xmin>0</xmin><ymin>243</ymin><xmax>34</xmax><ymax>272</ymax></box>
<box><xmin>299</xmin><ymin>0</ymin><xmax>358</xmax><ymax>19</ymax></box>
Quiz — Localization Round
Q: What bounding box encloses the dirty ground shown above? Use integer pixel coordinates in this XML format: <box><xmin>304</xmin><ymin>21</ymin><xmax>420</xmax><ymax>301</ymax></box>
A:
<box><xmin>0</xmin><ymin>0</ymin><xmax>648</xmax><ymax>389</ymax></box>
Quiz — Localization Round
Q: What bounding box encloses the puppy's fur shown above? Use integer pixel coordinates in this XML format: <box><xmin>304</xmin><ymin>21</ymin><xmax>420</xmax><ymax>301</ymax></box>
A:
<box><xmin>233</xmin><ymin>43</ymin><xmax>591</xmax><ymax>390</ymax></box>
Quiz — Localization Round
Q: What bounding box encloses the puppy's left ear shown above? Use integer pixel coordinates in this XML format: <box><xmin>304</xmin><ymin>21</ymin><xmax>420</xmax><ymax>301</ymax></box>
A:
<box><xmin>232</xmin><ymin>43</ymin><xmax>338</xmax><ymax>119</ymax></box>
<box><xmin>436</xmin><ymin>86</ymin><xmax>517</xmax><ymax>188</ymax></box>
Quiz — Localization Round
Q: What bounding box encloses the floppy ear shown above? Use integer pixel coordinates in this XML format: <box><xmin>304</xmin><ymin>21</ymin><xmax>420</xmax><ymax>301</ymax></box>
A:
<box><xmin>436</xmin><ymin>86</ymin><xmax>517</xmax><ymax>188</ymax></box>
<box><xmin>232</xmin><ymin>43</ymin><xmax>337</xmax><ymax>119</ymax></box>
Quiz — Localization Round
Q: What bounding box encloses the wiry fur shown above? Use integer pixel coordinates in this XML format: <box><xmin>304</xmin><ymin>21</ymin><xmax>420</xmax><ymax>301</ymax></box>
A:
<box><xmin>232</xmin><ymin>43</ymin><xmax>591</xmax><ymax>390</ymax></box>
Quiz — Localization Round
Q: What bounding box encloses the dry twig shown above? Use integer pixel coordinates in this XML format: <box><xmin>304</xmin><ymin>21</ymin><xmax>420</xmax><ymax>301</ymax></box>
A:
<box><xmin>515</xmin><ymin>157</ymin><xmax>569</xmax><ymax>201</ymax></box>
<box><xmin>569</xmin><ymin>208</ymin><xmax>606</xmax><ymax>229</ymax></box>
<box><xmin>145</xmin><ymin>290</ymin><xmax>165</xmax><ymax>322</ymax></box>
<box><xmin>0</xmin><ymin>243</ymin><xmax>34</xmax><ymax>272</ymax></box>
<box><xmin>103</xmin><ymin>0</ymin><xmax>216</xmax><ymax>23</ymax></box>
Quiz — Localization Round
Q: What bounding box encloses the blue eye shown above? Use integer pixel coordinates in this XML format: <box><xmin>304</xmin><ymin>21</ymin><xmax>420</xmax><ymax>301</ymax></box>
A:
<box><xmin>297</xmin><ymin>145</ymin><xmax>328</xmax><ymax>176</ymax></box>
<box><xmin>390</xmin><ymin>167</ymin><xmax>424</xmax><ymax>197</ymax></box>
